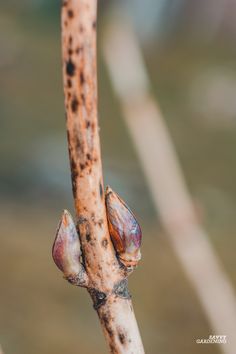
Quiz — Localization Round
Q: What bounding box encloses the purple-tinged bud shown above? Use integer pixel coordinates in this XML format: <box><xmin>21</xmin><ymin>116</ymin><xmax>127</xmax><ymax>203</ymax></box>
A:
<box><xmin>105</xmin><ymin>186</ymin><xmax>142</xmax><ymax>267</ymax></box>
<box><xmin>52</xmin><ymin>210</ymin><xmax>88</xmax><ymax>286</ymax></box>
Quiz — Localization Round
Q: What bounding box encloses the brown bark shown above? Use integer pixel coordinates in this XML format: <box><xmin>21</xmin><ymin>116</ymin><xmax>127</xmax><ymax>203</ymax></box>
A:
<box><xmin>58</xmin><ymin>1</ymin><xmax>144</xmax><ymax>353</ymax></box>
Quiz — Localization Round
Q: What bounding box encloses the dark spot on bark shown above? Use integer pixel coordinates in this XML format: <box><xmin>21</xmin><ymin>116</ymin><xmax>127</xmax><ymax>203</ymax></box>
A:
<box><xmin>101</xmin><ymin>314</ymin><xmax>113</xmax><ymax>337</ymax></box>
<box><xmin>86</xmin><ymin>232</ymin><xmax>91</xmax><ymax>242</ymax></box>
<box><xmin>99</xmin><ymin>182</ymin><xmax>103</xmax><ymax>198</ymax></box>
<box><xmin>76</xmin><ymin>46</ymin><xmax>82</xmax><ymax>54</ymax></box>
<box><xmin>84</xmin><ymin>222</ymin><xmax>91</xmax><ymax>242</ymax></box>
<box><xmin>77</xmin><ymin>216</ymin><xmax>86</xmax><ymax>225</ymax></box>
<box><xmin>98</xmin><ymin>219</ymin><xmax>103</xmax><ymax>227</ymax></box>
<box><xmin>80</xmin><ymin>163</ymin><xmax>85</xmax><ymax>170</ymax></box>
<box><xmin>70</xmin><ymin>157</ymin><xmax>78</xmax><ymax>197</ymax></box>
<box><xmin>77</xmin><ymin>216</ymin><xmax>91</xmax><ymax>242</ymax></box>
<box><xmin>92</xmin><ymin>20</ymin><xmax>96</xmax><ymax>29</ymax></box>
<box><xmin>66</xmin><ymin>59</ymin><xmax>75</xmax><ymax>76</ymax></box>
<box><xmin>69</xmin><ymin>35</ymin><xmax>72</xmax><ymax>45</ymax></box>
<box><xmin>81</xmin><ymin>93</ymin><xmax>85</xmax><ymax>104</ymax></box>
<box><xmin>72</xmin><ymin>180</ymin><xmax>77</xmax><ymax>198</ymax></box>
<box><xmin>67</xmin><ymin>9</ymin><xmax>74</xmax><ymax>18</ymax></box>
<box><xmin>62</xmin><ymin>0</ymin><xmax>68</xmax><ymax>7</ymax></box>
<box><xmin>102</xmin><ymin>239</ymin><xmax>108</xmax><ymax>248</ymax></box>
<box><xmin>110</xmin><ymin>344</ymin><xmax>118</xmax><ymax>354</ymax></box>
<box><xmin>74</xmin><ymin>131</ymin><xmax>84</xmax><ymax>155</ymax></box>
<box><xmin>64</xmin><ymin>20</ymin><xmax>68</xmax><ymax>27</ymax></box>
<box><xmin>67</xmin><ymin>92</ymin><xmax>71</xmax><ymax>99</ymax></box>
<box><xmin>79</xmin><ymin>25</ymin><xmax>84</xmax><ymax>33</ymax></box>
<box><xmin>67</xmin><ymin>78</ymin><xmax>72</xmax><ymax>88</ymax></box>
<box><xmin>86</xmin><ymin>121</ymin><xmax>90</xmax><ymax>128</ymax></box>
<box><xmin>89</xmin><ymin>289</ymin><xmax>107</xmax><ymax>310</ymax></box>
<box><xmin>68</xmin><ymin>48</ymin><xmax>73</xmax><ymax>56</ymax></box>
<box><xmin>86</xmin><ymin>153</ymin><xmax>91</xmax><ymax>160</ymax></box>
<box><xmin>118</xmin><ymin>332</ymin><xmax>126</xmax><ymax>345</ymax></box>
<box><xmin>71</xmin><ymin>97</ymin><xmax>79</xmax><ymax>113</ymax></box>
<box><xmin>70</xmin><ymin>158</ymin><xmax>78</xmax><ymax>179</ymax></box>
<box><xmin>80</xmin><ymin>71</ymin><xmax>85</xmax><ymax>85</ymax></box>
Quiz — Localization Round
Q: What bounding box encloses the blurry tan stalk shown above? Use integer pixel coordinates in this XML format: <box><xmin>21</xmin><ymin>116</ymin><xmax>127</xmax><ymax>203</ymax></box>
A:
<box><xmin>103</xmin><ymin>17</ymin><xmax>236</xmax><ymax>354</ymax></box>
<box><xmin>60</xmin><ymin>1</ymin><xmax>144</xmax><ymax>353</ymax></box>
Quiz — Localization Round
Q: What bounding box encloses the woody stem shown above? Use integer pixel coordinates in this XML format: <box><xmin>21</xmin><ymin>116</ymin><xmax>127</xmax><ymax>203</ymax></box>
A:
<box><xmin>61</xmin><ymin>0</ymin><xmax>145</xmax><ymax>353</ymax></box>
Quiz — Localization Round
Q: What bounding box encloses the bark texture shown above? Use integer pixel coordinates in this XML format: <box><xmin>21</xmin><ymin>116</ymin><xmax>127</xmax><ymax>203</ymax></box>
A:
<box><xmin>60</xmin><ymin>1</ymin><xmax>144</xmax><ymax>353</ymax></box>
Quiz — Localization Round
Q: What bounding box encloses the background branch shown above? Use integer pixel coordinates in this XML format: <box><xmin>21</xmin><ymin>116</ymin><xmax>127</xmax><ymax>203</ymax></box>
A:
<box><xmin>102</xmin><ymin>15</ymin><xmax>236</xmax><ymax>354</ymax></box>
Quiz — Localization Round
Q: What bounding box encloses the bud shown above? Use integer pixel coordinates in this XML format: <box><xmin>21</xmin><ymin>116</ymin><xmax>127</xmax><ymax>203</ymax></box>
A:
<box><xmin>105</xmin><ymin>186</ymin><xmax>142</xmax><ymax>266</ymax></box>
<box><xmin>52</xmin><ymin>210</ymin><xmax>86</xmax><ymax>284</ymax></box>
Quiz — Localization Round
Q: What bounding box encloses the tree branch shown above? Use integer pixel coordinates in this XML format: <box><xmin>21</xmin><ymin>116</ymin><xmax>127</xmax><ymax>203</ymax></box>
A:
<box><xmin>52</xmin><ymin>1</ymin><xmax>145</xmax><ymax>353</ymax></box>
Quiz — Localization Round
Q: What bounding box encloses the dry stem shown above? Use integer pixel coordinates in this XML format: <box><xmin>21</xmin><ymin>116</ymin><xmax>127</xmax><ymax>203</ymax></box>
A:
<box><xmin>59</xmin><ymin>1</ymin><xmax>144</xmax><ymax>353</ymax></box>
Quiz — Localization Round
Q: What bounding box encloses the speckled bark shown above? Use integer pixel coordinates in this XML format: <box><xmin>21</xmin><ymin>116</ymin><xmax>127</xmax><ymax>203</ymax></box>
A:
<box><xmin>61</xmin><ymin>1</ymin><xmax>144</xmax><ymax>353</ymax></box>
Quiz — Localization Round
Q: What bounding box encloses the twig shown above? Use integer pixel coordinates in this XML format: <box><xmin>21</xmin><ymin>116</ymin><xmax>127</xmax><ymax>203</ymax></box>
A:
<box><xmin>52</xmin><ymin>1</ymin><xmax>145</xmax><ymax>353</ymax></box>
<box><xmin>102</xmin><ymin>16</ymin><xmax>236</xmax><ymax>354</ymax></box>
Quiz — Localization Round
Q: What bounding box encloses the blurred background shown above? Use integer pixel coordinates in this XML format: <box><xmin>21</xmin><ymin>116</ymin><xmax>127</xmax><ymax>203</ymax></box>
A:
<box><xmin>1</xmin><ymin>1</ymin><xmax>236</xmax><ymax>353</ymax></box>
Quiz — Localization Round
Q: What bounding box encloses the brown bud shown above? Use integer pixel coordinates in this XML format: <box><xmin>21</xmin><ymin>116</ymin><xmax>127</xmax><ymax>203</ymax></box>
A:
<box><xmin>105</xmin><ymin>186</ymin><xmax>142</xmax><ymax>267</ymax></box>
<box><xmin>52</xmin><ymin>210</ymin><xmax>88</xmax><ymax>285</ymax></box>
